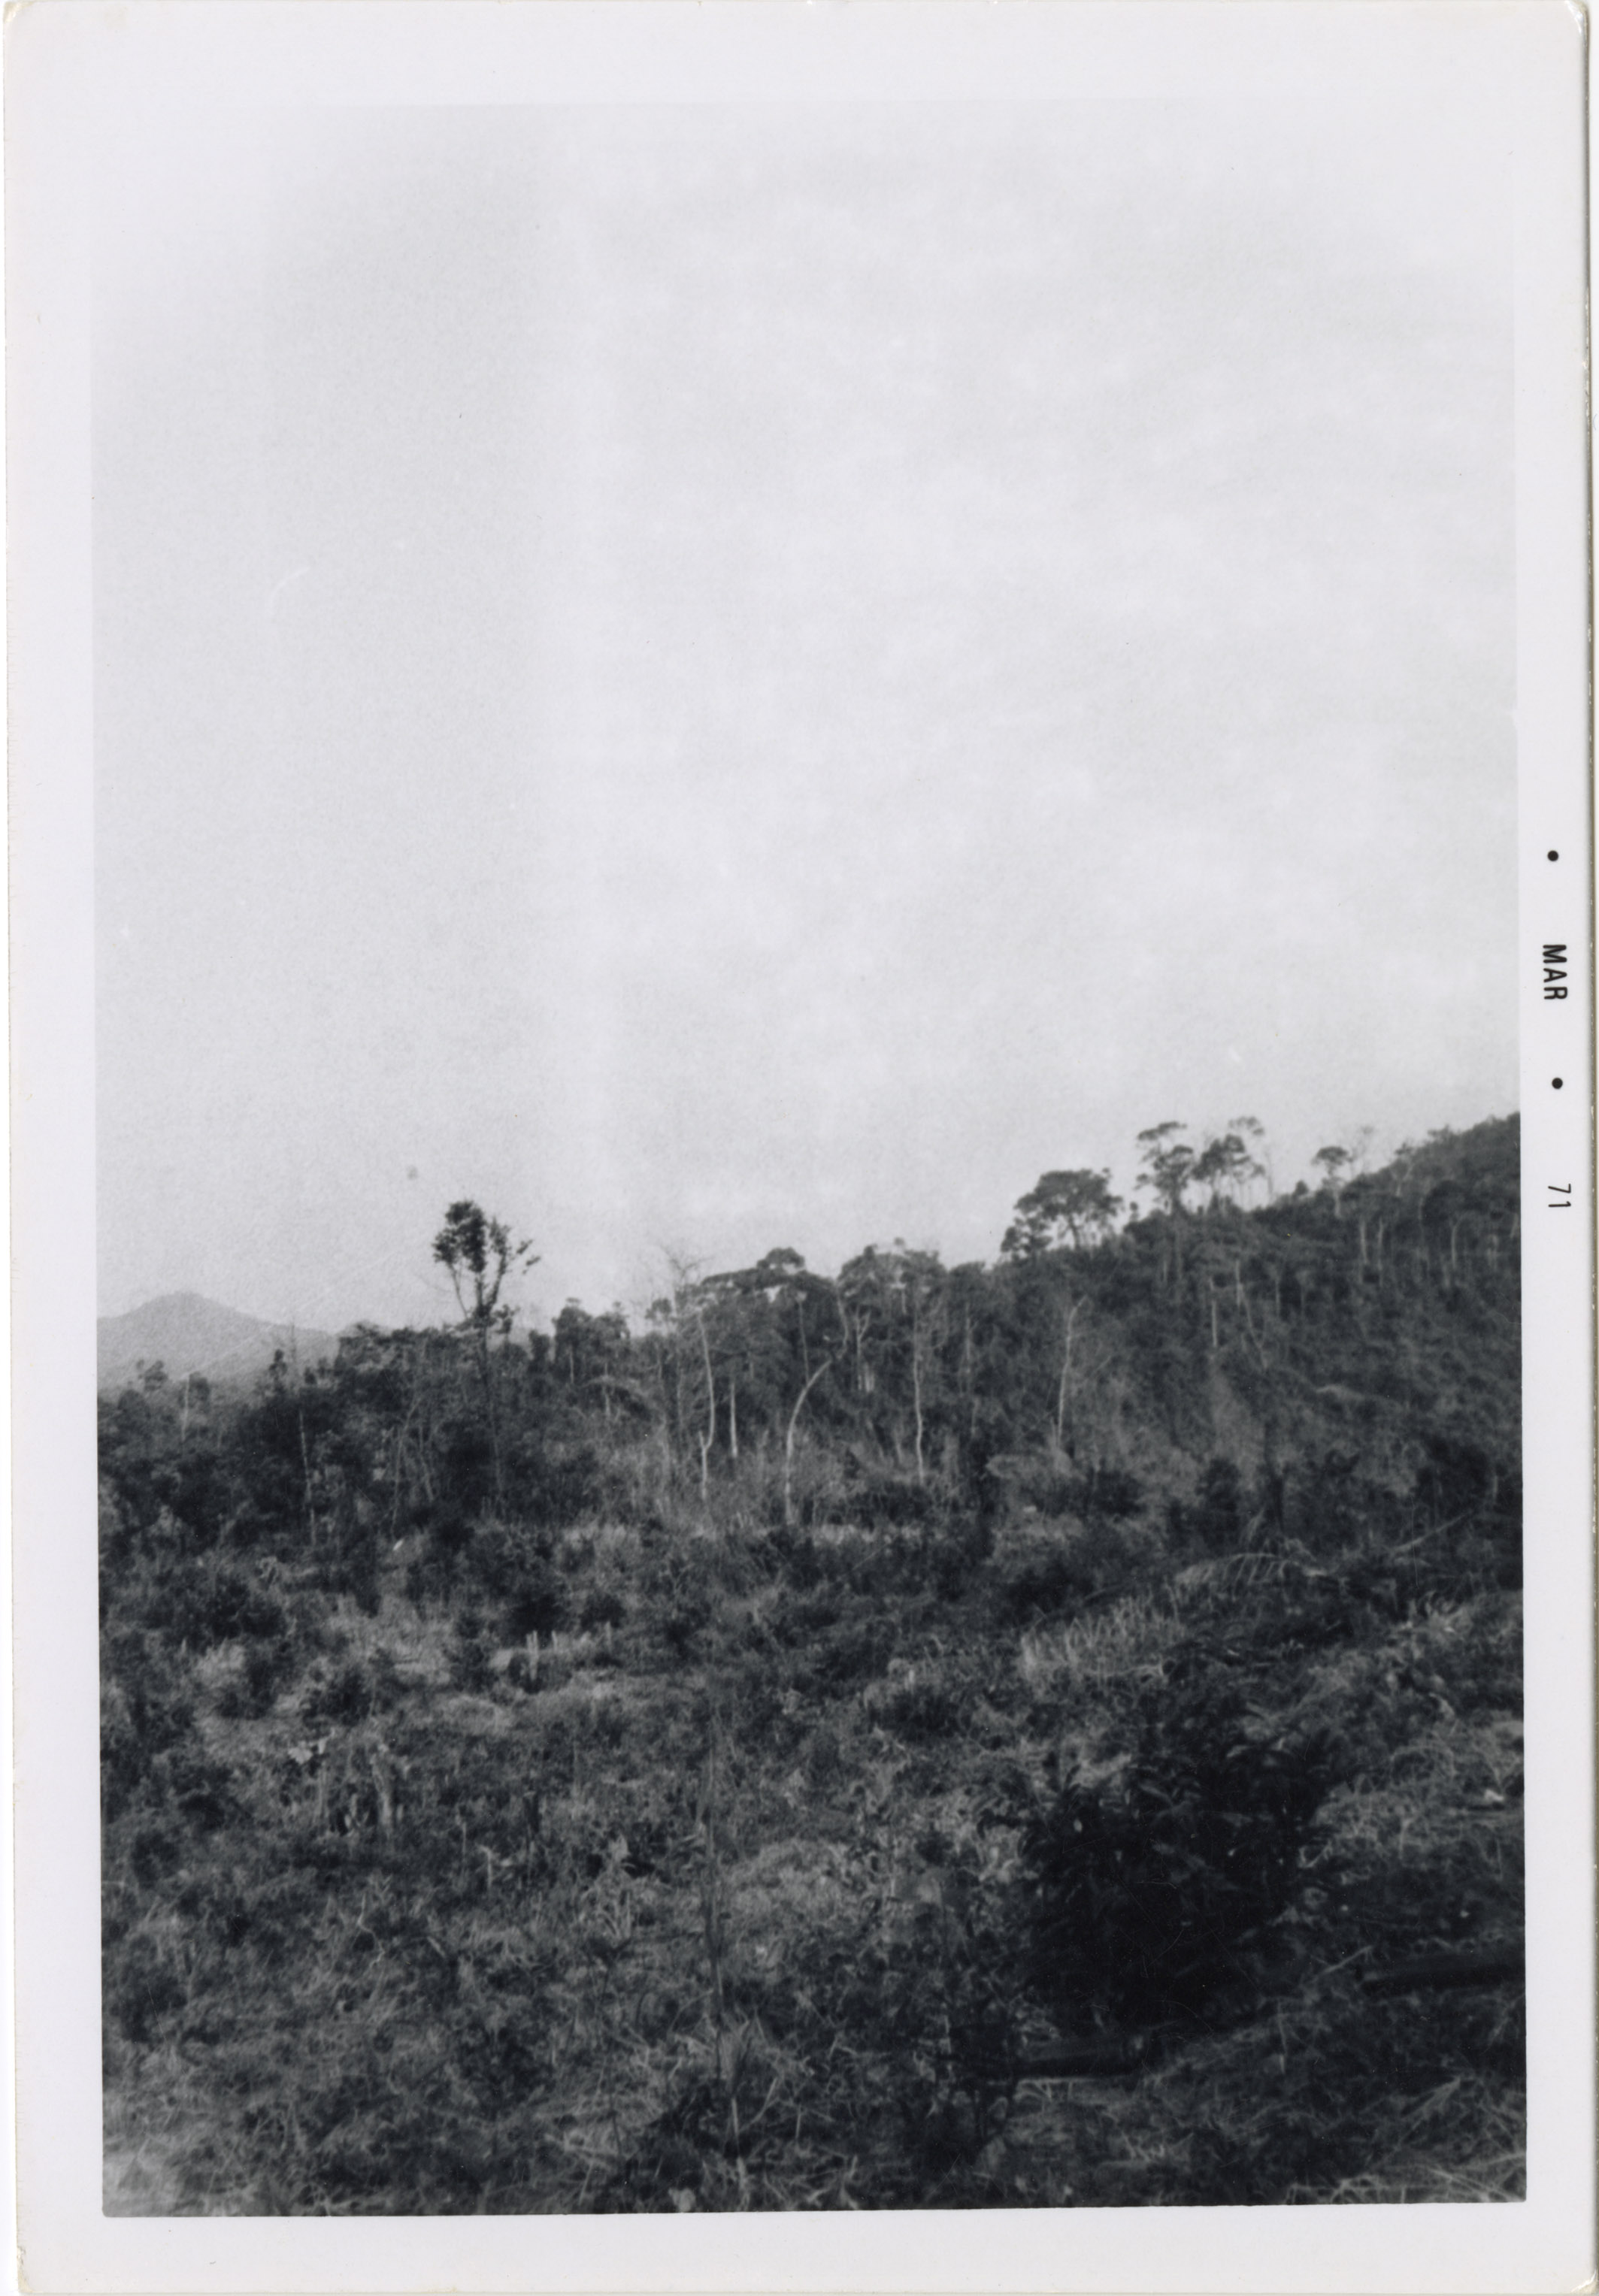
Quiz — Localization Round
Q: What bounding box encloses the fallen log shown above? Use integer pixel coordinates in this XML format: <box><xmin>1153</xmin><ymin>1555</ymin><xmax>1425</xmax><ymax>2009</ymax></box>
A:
<box><xmin>1016</xmin><ymin>2037</ymin><xmax>1147</xmax><ymax>2079</ymax></box>
<box><xmin>1361</xmin><ymin>1945</ymin><xmax>1525</xmax><ymax>1995</ymax></box>
<box><xmin>1004</xmin><ymin>1945</ymin><xmax>1525</xmax><ymax>2081</ymax></box>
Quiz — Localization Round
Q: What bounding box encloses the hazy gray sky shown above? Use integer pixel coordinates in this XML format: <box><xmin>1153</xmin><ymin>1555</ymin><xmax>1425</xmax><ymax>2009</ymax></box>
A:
<box><xmin>95</xmin><ymin>93</ymin><xmax>1515</xmax><ymax>1333</ymax></box>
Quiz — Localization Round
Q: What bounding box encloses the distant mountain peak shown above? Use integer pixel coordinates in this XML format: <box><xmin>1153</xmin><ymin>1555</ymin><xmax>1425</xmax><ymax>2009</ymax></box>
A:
<box><xmin>97</xmin><ymin>1292</ymin><xmax>337</xmax><ymax>1393</ymax></box>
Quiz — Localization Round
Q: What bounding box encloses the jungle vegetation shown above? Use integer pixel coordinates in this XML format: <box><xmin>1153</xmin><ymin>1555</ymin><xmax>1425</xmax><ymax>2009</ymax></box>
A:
<box><xmin>101</xmin><ymin>1113</ymin><xmax>1523</xmax><ymax>2212</ymax></box>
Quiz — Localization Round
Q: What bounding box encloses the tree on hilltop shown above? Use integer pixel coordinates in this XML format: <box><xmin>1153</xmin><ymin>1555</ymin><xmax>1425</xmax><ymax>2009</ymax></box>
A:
<box><xmin>1001</xmin><ymin>1169</ymin><xmax>1123</xmax><ymax>1260</ymax></box>
<box><xmin>1192</xmin><ymin>1124</ymin><xmax>1267</xmax><ymax>1212</ymax></box>
<box><xmin>432</xmin><ymin>1200</ymin><xmax>537</xmax><ymax>1505</ymax></box>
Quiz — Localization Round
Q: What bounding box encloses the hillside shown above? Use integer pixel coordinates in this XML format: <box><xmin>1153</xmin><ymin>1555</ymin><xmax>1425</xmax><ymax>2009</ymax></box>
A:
<box><xmin>97</xmin><ymin>1293</ymin><xmax>337</xmax><ymax>1393</ymax></box>
<box><xmin>98</xmin><ymin>1117</ymin><xmax>1522</xmax><ymax>2213</ymax></box>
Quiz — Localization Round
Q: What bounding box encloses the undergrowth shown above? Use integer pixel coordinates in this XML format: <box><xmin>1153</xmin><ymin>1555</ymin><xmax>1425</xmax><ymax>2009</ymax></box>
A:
<box><xmin>101</xmin><ymin>1502</ymin><xmax>1523</xmax><ymax>2213</ymax></box>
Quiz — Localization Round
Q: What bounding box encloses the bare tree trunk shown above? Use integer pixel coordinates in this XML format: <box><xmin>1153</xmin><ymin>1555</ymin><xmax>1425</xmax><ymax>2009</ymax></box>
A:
<box><xmin>1053</xmin><ymin>1296</ymin><xmax>1083</xmax><ymax>1454</ymax></box>
<box><xmin>389</xmin><ymin>1390</ymin><xmax>423</xmax><ymax>1535</ymax></box>
<box><xmin>477</xmin><ymin>1326</ymin><xmax>504</xmax><ymax>1508</ymax></box>
<box><xmin>298</xmin><ymin>1406</ymin><xmax>318</xmax><ymax>1544</ymax></box>
<box><xmin>1238</xmin><ymin>1281</ymin><xmax>1267</xmax><ymax>1368</ymax></box>
<box><xmin>696</xmin><ymin>1310</ymin><xmax>716</xmax><ymax>1502</ymax></box>
<box><xmin>911</xmin><ymin>1317</ymin><xmax>926</xmax><ymax>1486</ymax></box>
<box><xmin>783</xmin><ymin>1358</ymin><xmax>832</xmax><ymax>1531</ymax></box>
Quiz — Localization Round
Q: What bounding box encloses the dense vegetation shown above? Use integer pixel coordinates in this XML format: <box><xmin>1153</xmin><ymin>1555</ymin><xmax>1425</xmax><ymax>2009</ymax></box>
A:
<box><xmin>101</xmin><ymin>1115</ymin><xmax>1524</xmax><ymax>2212</ymax></box>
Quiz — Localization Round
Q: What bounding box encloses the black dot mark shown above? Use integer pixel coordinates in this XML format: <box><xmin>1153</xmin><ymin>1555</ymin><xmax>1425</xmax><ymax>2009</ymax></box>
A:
<box><xmin>1549</xmin><ymin>849</ymin><xmax>1560</xmax><ymax>861</ymax></box>
<box><xmin>1552</xmin><ymin>1077</ymin><xmax>1564</xmax><ymax>1090</ymax></box>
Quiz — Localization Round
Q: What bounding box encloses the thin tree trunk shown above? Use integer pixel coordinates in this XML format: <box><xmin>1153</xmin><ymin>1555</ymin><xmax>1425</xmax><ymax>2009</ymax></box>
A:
<box><xmin>696</xmin><ymin>1310</ymin><xmax>716</xmax><ymax>1501</ymax></box>
<box><xmin>1238</xmin><ymin>1281</ymin><xmax>1267</xmax><ymax>1368</ymax></box>
<box><xmin>476</xmin><ymin>1324</ymin><xmax>504</xmax><ymax>1508</ymax></box>
<box><xmin>298</xmin><ymin>1408</ymin><xmax>319</xmax><ymax>1545</ymax></box>
<box><xmin>911</xmin><ymin>1319</ymin><xmax>925</xmax><ymax>1486</ymax></box>
<box><xmin>1054</xmin><ymin>1297</ymin><xmax>1083</xmax><ymax>1454</ymax></box>
<box><xmin>783</xmin><ymin>1358</ymin><xmax>832</xmax><ymax>1530</ymax></box>
<box><xmin>389</xmin><ymin>1393</ymin><xmax>422</xmax><ymax>1535</ymax></box>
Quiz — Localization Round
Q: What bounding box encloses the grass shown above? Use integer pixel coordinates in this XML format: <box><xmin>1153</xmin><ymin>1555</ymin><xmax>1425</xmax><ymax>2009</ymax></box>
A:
<box><xmin>101</xmin><ymin>1507</ymin><xmax>1524</xmax><ymax>2213</ymax></box>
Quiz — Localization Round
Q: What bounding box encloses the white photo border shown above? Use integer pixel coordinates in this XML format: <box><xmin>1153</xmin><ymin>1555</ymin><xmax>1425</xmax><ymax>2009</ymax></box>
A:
<box><xmin>11</xmin><ymin>4</ymin><xmax>1593</xmax><ymax>2289</ymax></box>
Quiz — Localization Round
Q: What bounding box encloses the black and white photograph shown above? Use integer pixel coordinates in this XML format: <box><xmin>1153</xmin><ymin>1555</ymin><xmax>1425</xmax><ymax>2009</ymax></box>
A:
<box><xmin>9</xmin><ymin>2</ymin><xmax>1594</xmax><ymax>2288</ymax></box>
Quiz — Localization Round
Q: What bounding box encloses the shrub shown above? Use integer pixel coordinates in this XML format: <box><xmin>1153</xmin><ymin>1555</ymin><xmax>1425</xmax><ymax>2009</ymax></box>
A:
<box><xmin>640</xmin><ymin>1542</ymin><xmax>721</xmax><ymax>1659</ymax></box>
<box><xmin>989</xmin><ymin>1517</ymin><xmax>1149</xmax><ymax>1619</ymax></box>
<box><xmin>1023</xmin><ymin>1650</ymin><xmax>1337</xmax><ymax>2026</ymax></box>
<box><xmin>447</xmin><ymin>1611</ymin><xmax>493</xmax><ymax>1694</ymax></box>
<box><xmin>1074</xmin><ymin>1465</ymin><xmax>1145</xmax><ymax>1525</ymax></box>
<box><xmin>1176</xmin><ymin>1457</ymin><xmax>1245</xmax><ymax>1551</ymax></box>
<box><xmin>500</xmin><ymin>1565</ymin><xmax>566</xmax><ymax>1645</ymax></box>
<box><xmin>849</xmin><ymin>1469</ymin><xmax>938</xmax><ymax>1529</ymax></box>
<box><xmin>300</xmin><ymin>1659</ymin><xmax>377</xmax><ymax>1726</ymax></box>
<box><xmin>509</xmin><ymin>1442</ymin><xmax>602</xmax><ymax>1528</ymax></box>
<box><xmin>768</xmin><ymin>1524</ymin><xmax>822</xmax><ymax>1590</ymax></box>
<box><xmin>795</xmin><ymin>1608</ymin><xmax>897</xmax><ymax>1694</ymax></box>
<box><xmin>159</xmin><ymin>1562</ymin><xmax>288</xmax><ymax>1652</ymax></box>
<box><xmin>336</xmin><ymin>1517</ymin><xmax>384</xmax><ymax>1617</ymax></box>
<box><xmin>984</xmin><ymin>1452</ymin><xmax>1080</xmax><ymax>1517</ymax></box>
<box><xmin>404</xmin><ymin>1553</ymin><xmax>449</xmax><ymax>1610</ymax></box>
<box><xmin>876</xmin><ymin>1673</ymin><xmax>965</xmax><ymax>1743</ymax></box>
<box><xmin>579</xmin><ymin>1584</ymin><xmax>626</xmax><ymax>1634</ymax></box>
<box><xmin>100</xmin><ymin>1629</ymin><xmax>198</xmax><ymax>1821</ymax></box>
<box><xmin>401</xmin><ymin>1502</ymin><xmax>476</xmax><ymax>1607</ymax></box>
<box><xmin>105</xmin><ymin>1926</ymin><xmax>189</xmax><ymax>2045</ymax></box>
<box><xmin>989</xmin><ymin>1521</ymin><xmax>1092</xmax><ymax>1617</ymax></box>
<box><xmin>148</xmin><ymin>1740</ymin><xmax>235</xmax><ymax>1832</ymax></box>
<box><xmin>922</xmin><ymin>1521</ymin><xmax>985</xmax><ymax>1602</ymax></box>
<box><xmin>220</xmin><ymin>1635</ymin><xmax>296</xmax><ymax>1718</ymax></box>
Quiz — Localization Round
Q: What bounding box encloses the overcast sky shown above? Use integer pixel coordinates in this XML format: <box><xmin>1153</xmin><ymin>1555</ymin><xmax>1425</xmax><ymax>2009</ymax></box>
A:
<box><xmin>94</xmin><ymin>92</ymin><xmax>1516</xmax><ymax>1334</ymax></box>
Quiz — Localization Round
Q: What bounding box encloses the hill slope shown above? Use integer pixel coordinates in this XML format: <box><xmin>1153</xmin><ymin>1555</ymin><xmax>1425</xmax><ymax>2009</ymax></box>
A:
<box><xmin>97</xmin><ymin>1292</ymin><xmax>336</xmax><ymax>1392</ymax></box>
<box><xmin>97</xmin><ymin>1118</ymin><xmax>1523</xmax><ymax>2211</ymax></box>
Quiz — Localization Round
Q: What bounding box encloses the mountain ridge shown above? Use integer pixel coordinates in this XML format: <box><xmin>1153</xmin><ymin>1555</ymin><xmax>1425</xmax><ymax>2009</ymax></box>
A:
<box><xmin>98</xmin><ymin>1291</ymin><xmax>338</xmax><ymax>1393</ymax></box>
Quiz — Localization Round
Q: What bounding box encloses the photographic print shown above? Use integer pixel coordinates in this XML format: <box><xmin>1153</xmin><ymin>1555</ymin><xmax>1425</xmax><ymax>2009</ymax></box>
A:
<box><xmin>10</xmin><ymin>3</ymin><xmax>1592</xmax><ymax>2288</ymax></box>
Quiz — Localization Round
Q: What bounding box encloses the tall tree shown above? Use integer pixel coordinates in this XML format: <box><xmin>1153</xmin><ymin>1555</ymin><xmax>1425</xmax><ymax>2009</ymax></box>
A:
<box><xmin>1137</xmin><ymin>1124</ymin><xmax>1195</xmax><ymax>1289</ymax></box>
<box><xmin>1136</xmin><ymin>1124</ymin><xmax>1195</xmax><ymax>1216</ymax></box>
<box><xmin>1001</xmin><ymin>1169</ymin><xmax>1123</xmax><ymax>1259</ymax></box>
<box><xmin>432</xmin><ymin>1201</ymin><xmax>537</xmax><ymax>1507</ymax></box>
<box><xmin>1312</xmin><ymin>1145</ymin><xmax>1353</xmax><ymax>1216</ymax></box>
<box><xmin>1192</xmin><ymin>1127</ymin><xmax>1265</xmax><ymax>1211</ymax></box>
<box><xmin>736</xmin><ymin>1249</ymin><xmax>840</xmax><ymax>1514</ymax></box>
